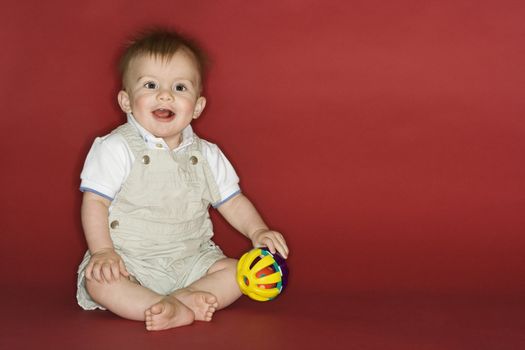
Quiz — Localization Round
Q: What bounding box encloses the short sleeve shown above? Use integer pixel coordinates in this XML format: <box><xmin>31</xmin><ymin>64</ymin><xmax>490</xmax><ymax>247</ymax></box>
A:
<box><xmin>201</xmin><ymin>141</ymin><xmax>241</xmax><ymax>207</ymax></box>
<box><xmin>79</xmin><ymin>133</ymin><xmax>132</xmax><ymax>201</ymax></box>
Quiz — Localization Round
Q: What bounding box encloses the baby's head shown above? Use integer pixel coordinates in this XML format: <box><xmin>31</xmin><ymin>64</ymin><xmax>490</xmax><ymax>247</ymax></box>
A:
<box><xmin>118</xmin><ymin>28</ymin><xmax>207</xmax><ymax>91</ymax></box>
<box><xmin>117</xmin><ymin>28</ymin><xmax>208</xmax><ymax>149</ymax></box>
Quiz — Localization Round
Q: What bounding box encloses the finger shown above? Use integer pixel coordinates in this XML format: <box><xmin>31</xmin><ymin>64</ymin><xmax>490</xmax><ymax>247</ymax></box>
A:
<box><xmin>111</xmin><ymin>263</ymin><xmax>121</xmax><ymax>281</ymax></box>
<box><xmin>85</xmin><ymin>263</ymin><xmax>93</xmax><ymax>281</ymax></box>
<box><xmin>269</xmin><ymin>232</ymin><xmax>288</xmax><ymax>258</ymax></box>
<box><xmin>275</xmin><ymin>236</ymin><xmax>289</xmax><ymax>258</ymax></box>
<box><xmin>276</xmin><ymin>242</ymin><xmax>289</xmax><ymax>259</ymax></box>
<box><xmin>269</xmin><ymin>238</ymin><xmax>286</xmax><ymax>258</ymax></box>
<box><xmin>263</xmin><ymin>239</ymin><xmax>277</xmax><ymax>255</ymax></box>
<box><xmin>102</xmin><ymin>264</ymin><xmax>113</xmax><ymax>283</ymax></box>
<box><xmin>262</xmin><ymin>233</ymin><xmax>288</xmax><ymax>259</ymax></box>
<box><xmin>92</xmin><ymin>264</ymin><xmax>102</xmax><ymax>283</ymax></box>
<box><xmin>119</xmin><ymin>260</ymin><xmax>130</xmax><ymax>277</ymax></box>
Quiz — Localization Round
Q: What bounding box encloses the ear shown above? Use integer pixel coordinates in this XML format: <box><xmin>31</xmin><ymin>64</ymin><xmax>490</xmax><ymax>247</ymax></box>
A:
<box><xmin>193</xmin><ymin>96</ymin><xmax>207</xmax><ymax>119</ymax></box>
<box><xmin>117</xmin><ymin>90</ymin><xmax>132</xmax><ymax>113</ymax></box>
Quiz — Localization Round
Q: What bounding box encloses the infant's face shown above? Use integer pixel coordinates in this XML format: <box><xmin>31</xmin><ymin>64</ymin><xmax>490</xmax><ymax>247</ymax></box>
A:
<box><xmin>118</xmin><ymin>50</ymin><xmax>206</xmax><ymax>149</ymax></box>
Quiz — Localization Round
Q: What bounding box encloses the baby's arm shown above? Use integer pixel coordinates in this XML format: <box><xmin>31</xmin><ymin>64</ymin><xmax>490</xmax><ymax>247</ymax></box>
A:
<box><xmin>217</xmin><ymin>193</ymin><xmax>289</xmax><ymax>258</ymax></box>
<box><xmin>81</xmin><ymin>192</ymin><xmax>129</xmax><ymax>283</ymax></box>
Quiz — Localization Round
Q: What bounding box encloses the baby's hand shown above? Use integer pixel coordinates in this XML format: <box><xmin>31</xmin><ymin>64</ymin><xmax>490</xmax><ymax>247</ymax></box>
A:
<box><xmin>251</xmin><ymin>229</ymin><xmax>289</xmax><ymax>259</ymax></box>
<box><xmin>85</xmin><ymin>248</ymin><xmax>130</xmax><ymax>283</ymax></box>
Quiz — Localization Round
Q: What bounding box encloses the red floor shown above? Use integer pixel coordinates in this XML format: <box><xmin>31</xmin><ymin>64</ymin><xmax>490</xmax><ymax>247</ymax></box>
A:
<box><xmin>2</xmin><ymin>284</ymin><xmax>524</xmax><ymax>350</ymax></box>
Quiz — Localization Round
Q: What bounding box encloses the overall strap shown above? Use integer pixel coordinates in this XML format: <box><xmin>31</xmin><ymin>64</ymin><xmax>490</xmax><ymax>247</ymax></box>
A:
<box><xmin>112</xmin><ymin>123</ymin><xmax>147</xmax><ymax>158</ymax></box>
<box><xmin>189</xmin><ymin>136</ymin><xmax>222</xmax><ymax>204</ymax></box>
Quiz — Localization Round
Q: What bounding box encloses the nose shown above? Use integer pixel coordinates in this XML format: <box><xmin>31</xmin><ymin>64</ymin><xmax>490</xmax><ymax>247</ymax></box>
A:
<box><xmin>157</xmin><ymin>88</ymin><xmax>173</xmax><ymax>102</ymax></box>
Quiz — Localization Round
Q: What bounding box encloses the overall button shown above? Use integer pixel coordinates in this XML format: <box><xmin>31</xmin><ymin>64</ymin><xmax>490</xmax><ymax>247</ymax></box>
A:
<box><xmin>190</xmin><ymin>156</ymin><xmax>198</xmax><ymax>165</ymax></box>
<box><xmin>110</xmin><ymin>220</ymin><xmax>119</xmax><ymax>229</ymax></box>
<box><xmin>142</xmin><ymin>155</ymin><xmax>150</xmax><ymax>164</ymax></box>
<box><xmin>155</xmin><ymin>143</ymin><xmax>163</xmax><ymax>149</ymax></box>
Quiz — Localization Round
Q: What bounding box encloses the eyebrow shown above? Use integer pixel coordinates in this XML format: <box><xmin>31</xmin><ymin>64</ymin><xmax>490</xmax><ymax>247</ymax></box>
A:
<box><xmin>136</xmin><ymin>76</ymin><xmax>155</xmax><ymax>82</ymax></box>
<box><xmin>174</xmin><ymin>78</ymin><xmax>196</xmax><ymax>86</ymax></box>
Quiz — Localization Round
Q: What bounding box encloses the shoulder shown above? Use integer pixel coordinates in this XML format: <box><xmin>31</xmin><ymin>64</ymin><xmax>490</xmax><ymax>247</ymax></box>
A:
<box><xmin>98</xmin><ymin>128</ymin><xmax>129</xmax><ymax>149</ymax></box>
<box><xmin>83</xmin><ymin>125</ymin><xmax>135</xmax><ymax>177</ymax></box>
<box><xmin>88</xmin><ymin>130</ymin><xmax>131</xmax><ymax>161</ymax></box>
<box><xmin>80</xmin><ymin>128</ymin><xmax>134</xmax><ymax>200</ymax></box>
<box><xmin>196</xmin><ymin>137</ymin><xmax>235</xmax><ymax>167</ymax></box>
<box><xmin>198</xmin><ymin>137</ymin><xmax>221</xmax><ymax>156</ymax></box>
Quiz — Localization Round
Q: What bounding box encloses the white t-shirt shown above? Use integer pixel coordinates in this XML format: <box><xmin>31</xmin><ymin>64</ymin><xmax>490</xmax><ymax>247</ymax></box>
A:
<box><xmin>80</xmin><ymin>114</ymin><xmax>241</xmax><ymax>208</ymax></box>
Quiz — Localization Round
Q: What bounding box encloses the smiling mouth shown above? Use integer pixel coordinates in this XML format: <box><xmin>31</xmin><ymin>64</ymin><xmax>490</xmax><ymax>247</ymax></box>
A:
<box><xmin>152</xmin><ymin>108</ymin><xmax>175</xmax><ymax>119</ymax></box>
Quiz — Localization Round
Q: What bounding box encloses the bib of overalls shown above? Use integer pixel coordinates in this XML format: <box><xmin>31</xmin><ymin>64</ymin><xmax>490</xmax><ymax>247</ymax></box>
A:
<box><xmin>108</xmin><ymin>123</ymin><xmax>221</xmax><ymax>254</ymax></box>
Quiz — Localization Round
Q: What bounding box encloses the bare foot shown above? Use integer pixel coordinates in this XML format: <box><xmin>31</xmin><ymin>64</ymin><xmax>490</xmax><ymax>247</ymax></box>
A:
<box><xmin>172</xmin><ymin>289</ymin><xmax>219</xmax><ymax>322</ymax></box>
<box><xmin>144</xmin><ymin>296</ymin><xmax>195</xmax><ymax>331</ymax></box>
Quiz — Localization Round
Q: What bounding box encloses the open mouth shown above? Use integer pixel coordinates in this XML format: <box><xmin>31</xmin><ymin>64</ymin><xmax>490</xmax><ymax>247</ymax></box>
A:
<box><xmin>152</xmin><ymin>108</ymin><xmax>175</xmax><ymax>120</ymax></box>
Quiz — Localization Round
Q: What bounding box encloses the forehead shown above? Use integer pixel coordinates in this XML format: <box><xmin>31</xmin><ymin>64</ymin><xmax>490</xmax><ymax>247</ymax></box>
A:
<box><xmin>123</xmin><ymin>49</ymin><xmax>201</xmax><ymax>83</ymax></box>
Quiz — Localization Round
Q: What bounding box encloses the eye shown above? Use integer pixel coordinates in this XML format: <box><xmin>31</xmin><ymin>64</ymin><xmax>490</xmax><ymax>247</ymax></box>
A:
<box><xmin>144</xmin><ymin>81</ymin><xmax>158</xmax><ymax>89</ymax></box>
<box><xmin>175</xmin><ymin>84</ymin><xmax>187</xmax><ymax>92</ymax></box>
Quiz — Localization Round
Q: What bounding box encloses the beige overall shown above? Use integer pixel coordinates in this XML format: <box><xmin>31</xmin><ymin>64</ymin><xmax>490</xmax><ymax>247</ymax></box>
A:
<box><xmin>77</xmin><ymin>123</ymin><xmax>226</xmax><ymax>310</ymax></box>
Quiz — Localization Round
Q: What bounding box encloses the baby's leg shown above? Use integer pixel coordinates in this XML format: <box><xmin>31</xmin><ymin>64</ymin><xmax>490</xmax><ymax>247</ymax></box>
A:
<box><xmin>86</xmin><ymin>277</ymin><xmax>194</xmax><ymax>330</ymax></box>
<box><xmin>177</xmin><ymin>258</ymin><xmax>242</xmax><ymax>315</ymax></box>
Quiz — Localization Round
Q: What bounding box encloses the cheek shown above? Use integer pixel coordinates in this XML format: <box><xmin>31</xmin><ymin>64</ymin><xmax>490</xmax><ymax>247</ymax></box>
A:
<box><xmin>180</xmin><ymin>98</ymin><xmax>197</xmax><ymax>112</ymax></box>
<box><xmin>131</xmin><ymin>94</ymin><xmax>151</xmax><ymax>109</ymax></box>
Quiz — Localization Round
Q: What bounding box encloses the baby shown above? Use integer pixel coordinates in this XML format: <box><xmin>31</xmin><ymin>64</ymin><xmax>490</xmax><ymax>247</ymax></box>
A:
<box><xmin>76</xmin><ymin>28</ymin><xmax>289</xmax><ymax>331</ymax></box>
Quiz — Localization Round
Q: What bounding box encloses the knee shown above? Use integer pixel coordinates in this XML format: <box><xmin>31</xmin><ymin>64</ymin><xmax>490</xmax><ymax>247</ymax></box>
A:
<box><xmin>208</xmin><ymin>258</ymin><xmax>238</xmax><ymax>274</ymax></box>
<box><xmin>85</xmin><ymin>278</ymin><xmax>110</xmax><ymax>304</ymax></box>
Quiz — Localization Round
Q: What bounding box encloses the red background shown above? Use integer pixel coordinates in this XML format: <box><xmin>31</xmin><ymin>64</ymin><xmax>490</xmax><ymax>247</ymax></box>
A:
<box><xmin>1</xmin><ymin>0</ymin><xmax>524</xmax><ymax>301</ymax></box>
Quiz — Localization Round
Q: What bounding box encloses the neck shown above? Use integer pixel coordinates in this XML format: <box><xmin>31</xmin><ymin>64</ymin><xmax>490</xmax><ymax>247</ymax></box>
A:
<box><xmin>165</xmin><ymin>134</ymin><xmax>182</xmax><ymax>150</ymax></box>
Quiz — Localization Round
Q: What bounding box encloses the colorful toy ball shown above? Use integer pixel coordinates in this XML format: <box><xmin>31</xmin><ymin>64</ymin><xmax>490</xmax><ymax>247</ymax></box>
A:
<box><xmin>236</xmin><ymin>247</ymin><xmax>289</xmax><ymax>301</ymax></box>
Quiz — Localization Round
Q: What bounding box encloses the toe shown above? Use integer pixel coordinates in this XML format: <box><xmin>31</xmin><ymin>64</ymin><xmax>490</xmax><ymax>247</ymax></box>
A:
<box><xmin>206</xmin><ymin>295</ymin><xmax>217</xmax><ymax>304</ymax></box>
<box><xmin>150</xmin><ymin>303</ymin><xmax>164</xmax><ymax>315</ymax></box>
